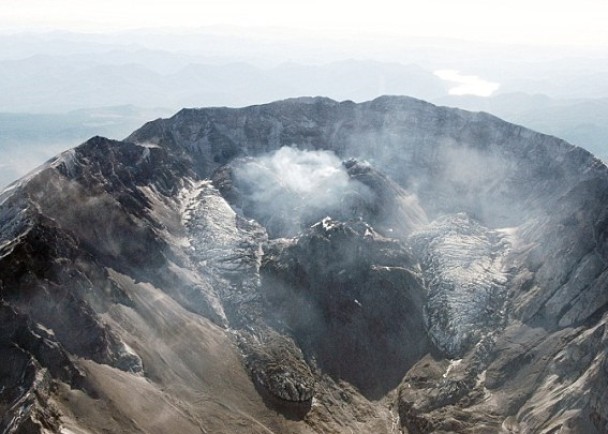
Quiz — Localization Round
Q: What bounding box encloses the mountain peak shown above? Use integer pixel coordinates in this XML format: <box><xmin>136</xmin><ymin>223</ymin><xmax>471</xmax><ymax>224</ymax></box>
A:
<box><xmin>1</xmin><ymin>97</ymin><xmax>607</xmax><ymax>433</ymax></box>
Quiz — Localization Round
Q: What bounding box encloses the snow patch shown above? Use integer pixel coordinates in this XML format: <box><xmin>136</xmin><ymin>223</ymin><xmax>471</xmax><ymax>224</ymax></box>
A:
<box><xmin>443</xmin><ymin>358</ymin><xmax>463</xmax><ymax>378</ymax></box>
<box><xmin>411</xmin><ymin>213</ymin><xmax>514</xmax><ymax>357</ymax></box>
<box><xmin>316</xmin><ymin>216</ymin><xmax>337</xmax><ymax>231</ymax></box>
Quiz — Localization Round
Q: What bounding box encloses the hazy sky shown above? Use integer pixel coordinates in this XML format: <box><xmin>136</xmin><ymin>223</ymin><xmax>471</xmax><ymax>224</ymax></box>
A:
<box><xmin>2</xmin><ymin>0</ymin><xmax>608</xmax><ymax>46</ymax></box>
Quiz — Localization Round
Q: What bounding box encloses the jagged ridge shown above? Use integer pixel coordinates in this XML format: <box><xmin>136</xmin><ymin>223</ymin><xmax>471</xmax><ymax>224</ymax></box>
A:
<box><xmin>0</xmin><ymin>96</ymin><xmax>607</xmax><ymax>433</ymax></box>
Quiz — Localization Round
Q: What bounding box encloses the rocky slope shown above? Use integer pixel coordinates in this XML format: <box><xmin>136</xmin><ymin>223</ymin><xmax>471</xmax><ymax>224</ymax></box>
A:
<box><xmin>0</xmin><ymin>96</ymin><xmax>607</xmax><ymax>433</ymax></box>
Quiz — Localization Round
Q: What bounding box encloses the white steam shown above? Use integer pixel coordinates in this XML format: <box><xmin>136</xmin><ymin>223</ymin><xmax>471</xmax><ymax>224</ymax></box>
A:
<box><xmin>234</xmin><ymin>147</ymin><xmax>370</xmax><ymax>237</ymax></box>
<box><xmin>238</xmin><ymin>147</ymin><xmax>350</xmax><ymax>204</ymax></box>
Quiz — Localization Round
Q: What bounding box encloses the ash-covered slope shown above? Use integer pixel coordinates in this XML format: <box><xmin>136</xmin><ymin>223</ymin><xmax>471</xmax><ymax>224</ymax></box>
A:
<box><xmin>1</xmin><ymin>96</ymin><xmax>607</xmax><ymax>433</ymax></box>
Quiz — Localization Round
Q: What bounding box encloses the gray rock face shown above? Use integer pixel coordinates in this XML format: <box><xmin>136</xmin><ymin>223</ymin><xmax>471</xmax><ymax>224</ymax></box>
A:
<box><xmin>240</xmin><ymin>330</ymin><xmax>315</xmax><ymax>403</ymax></box>
<box><xmin>261</xmin><ymin>218</ymin><xmax>428</xmax><ymax>399</ymax></box>
<box><xmin>0</xmin><ymin>96</ymin><xmax>607</xmax><ymax>433</ymax></box>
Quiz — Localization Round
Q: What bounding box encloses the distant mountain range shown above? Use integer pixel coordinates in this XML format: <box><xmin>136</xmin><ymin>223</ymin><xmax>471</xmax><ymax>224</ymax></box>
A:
<box><xmin>1</xmin><ymin>31</ymin><xmax>607</xmax><ymax>190</ymax></box>
<box><xmin>0</xmin><ymin>56</ymin><xmax>450</xmax><ymax>111</ymax></box>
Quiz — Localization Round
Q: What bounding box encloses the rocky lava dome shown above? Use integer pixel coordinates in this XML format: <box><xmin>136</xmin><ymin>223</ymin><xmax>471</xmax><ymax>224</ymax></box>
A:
<box><xmin>1</xmin><ymin>96</ymin><xmax>607</xmax><ymax>433</ymax></box>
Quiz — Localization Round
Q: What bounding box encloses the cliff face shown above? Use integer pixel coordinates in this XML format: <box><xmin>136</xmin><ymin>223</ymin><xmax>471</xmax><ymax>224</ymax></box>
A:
<box><xmin>1</xmin><ymin>96</ymin><xmax>607</xmax><ymax>433</ymax></box>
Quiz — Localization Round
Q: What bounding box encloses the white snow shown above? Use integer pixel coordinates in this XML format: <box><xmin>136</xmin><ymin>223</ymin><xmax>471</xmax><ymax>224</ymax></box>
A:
<box><xmin>319</xmin><ymin>216</ymin><xmax>337</xmax><ymax>231</ymax></box>
<box><xmin>179</xmin><ymin>179</ymin><xmax>211</xmax><ymax>229</ymax></box>
<box><xmin>411</xmin><ymin>213</ymin><xmax>514</xmax><ymax>356</ymax></box>
<box><xmin>36</xmin><ymin>323</ymin><xmax>56</xmax><ymax>336</ymax></box>
<box><xmin>443</xmin><ymin>358</ymin><xmax>462</xmax><ymax>378</ymax></box>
